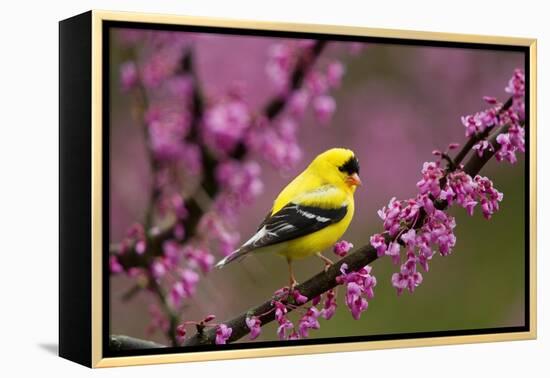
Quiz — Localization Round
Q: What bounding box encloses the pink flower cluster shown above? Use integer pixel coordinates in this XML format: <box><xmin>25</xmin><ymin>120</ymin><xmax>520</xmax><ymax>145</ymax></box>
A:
<box><xmin>375</xmin><ymin>164</ymin><xmax>504</xmax><ymax>294</ymax></box>
<box><xmin>198</xmin><ymin>213</ymin><xmax>240</xmax><ymax>257</ymax></box>
<box><xmin>169</xmin><ymin>269</ymin><xmax>200</xmax><ymax>308</ymax></box>
<box><xmin>333</xmin><ymin>240</ymin><xmax>354</xmax><ymax>257</ymax></box>
<box><xmin>215</xmin><ymin>160</ymin><xmax>264</xmax><ymax>212</ymax></box>
<box><xmin>266</xmin><ymin>41</ymin><xmax>346</xmax><ymax>125</ymax></box>
<box><xmin>245</xmin><ymin>316</ymin><xmax>262</xmax><ymax>340</ymax></box>
<box><xmin>268</xmin><ymin>287</ymin><xmax>332</xmax><ymax>340</ymax></box>
<box><xmin>336</xmin><ymin>263</ymin><xmax>376</xmax><ymax>319</ymax></box>
<box><xmin>466</xmin><ymin>69</ymin><xmax>525</xmax><ymax>163</ymax></box>
<box><xmin>372</xmin><ymin>69</ymin><xmax>525</xmax><ymax>296</ymax></box>
<box><xmin>441</xmin><ymin>171</ymin><xmax>503</xmax><ymax>219</ymax></box>
<box><xmin>247</xmin><ymin>117</ymin><xmax>303</xmax><ymax>170</ymax></box>
<box><xmin>203</xmin><ymin>99</ymin><xmax>251</xmax><ymax>155</ymax></box>
<box><xmin>215</xmin><ymin>324</ymin><xmax>233</xmax><ymax>344</ymax></box>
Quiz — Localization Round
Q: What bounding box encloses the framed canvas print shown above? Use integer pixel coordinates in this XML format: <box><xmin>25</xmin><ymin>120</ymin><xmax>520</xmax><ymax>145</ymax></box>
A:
<box><xmin>59</xmin><ymin>10</ymin><xmax>537</xmax><ymax>368</ymax></box>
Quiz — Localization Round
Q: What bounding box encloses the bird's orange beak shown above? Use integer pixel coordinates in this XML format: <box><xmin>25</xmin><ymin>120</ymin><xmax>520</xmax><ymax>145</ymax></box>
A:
<box><xmin>346</xmin><ymin>173</ymin><xmax>362</xmax><ymax>187</ymax></box>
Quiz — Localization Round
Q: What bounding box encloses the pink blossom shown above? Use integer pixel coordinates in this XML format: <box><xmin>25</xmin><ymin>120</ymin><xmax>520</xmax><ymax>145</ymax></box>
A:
<box><xmin>443</xmin><ymin>170</ymin><xmax>477</xmax><ymax>210</ymax></box>
<box><xmin>370</xmin><ymin>233</ymin><xmax>387</xmax><ymax>257</ymax></box>
<box><xmin>174</xmin><ymin>223</ymin><xmax>186</xmax><ymax>240</ymax></box>
<box><xmin>326</xmin><ymin>61</ymin><xmax>345</xmax><ymax>88</ymax></box>
<box><xmin>273</xmin><ymin>300</ymin><xmax>288</xmax><ymax>323</ymax></box>
<box><xmin>391</xmin><ymin>254</ymin><xmax>423</xmax><ymax>295</ymax></box>
<box><xmin>495</xmin><ymin>125</ymin><xmax>524</xmax><ymax>164</ymax></box>
<box><xmin>170</xmin><ymin>193</ymin><xmax>188</xmax><ymax>220</ymax></box>
<box><xmin>248</xmin><ymin>122</ymin><xmax>303</xmax><ymax>170</ymax></box>
<box><xmin>423</xmin><ymin>209</ymin><xmax>456</xmax><ymax>257</ymax></box>
<box><xmin>272</xmin><ymin>299</ymin><xmax>296</xmax><ymax>340</ymax></box>
<box><xmin>289</xmin><ymin>89</ymin><xmax>310</xmax><ymax>117</ymax></box>
<box><xmin>336</xmin><ymin>263</ymin><xmax>376</xmax><ymax>320</ymax></box>
<box><xmin>135</xmin><ymin>240</ymin><xmax>146</xmax><ymax>255</ymax></box>
<box><xmin>298</xmin><ymin>306</ymin><xmax>321</xmax><ymax>338</ymax></box>
<box><xmin>333</xmin><ymin>240</ymin><xmax>354</xmax><ymax>257</ymax></box>
<box><xmin>140</xmin><ymin>47</ymin><xmax>180</xmax><ymax>88</ymax></box>
<box><xmin>292</xmin><ymin>289</ymin><xmax>308</xmax><ymax>304</ymax></box>
<box><xmin>417</xmin><ymin>161</ymin><xmax>445</xmax><ymax>197</ymax></box>
<box><xmin>120</xmin><ymin>61</ymin><xmax>138</xmax><ymax>91</ymax></box>
<box><xmin>162</xmin><ymin>240</ymin><xmax>182</xmax><ymax>265</ymax></box>
<box><xmin>167</xmin><ymin>75</ymin><xmax>193</xmax><ymax>98</ymax></box>
<box><xmin>266</xmin><ymin>43</ymin><xmax>292</xmax><ymax>92</ymax></box>
<box><xmin>483</xmin><ymin>96</ymin><xmax>498</xmax><ymax>104</ymax></box>
<box><xmin>377</xmin><ymin>197</ymin><xmax>402</xmax><ymax>236</ymax></box>
<box><xmin>203</xmin><ymin>314</ymin><xmax>216</xmax><ymax>323</ymax></box>
<box><xmin>245</xmin><ymin>316</ymin><xmax>261</xmax><ymax>340</ymax></box>
<box><xmin>344</xmin><ymin>282</ymin><xmax>368</xmax><ymax>320</ymax></box>
<box><xmin>215</xmin><ymin>324</ymin><xmax>233</xmax><ymax>345</ymax></box>
<box><xmin>505</xmin><ymin>68</ymin><xmax>525</xmax><ymax>98</ymax></box>
<box><xmin>216</xmin><ymin>160</ymin><xmax>263</xmax><ymax>204</ymax></box>
<box><xmin>460</xmin><ymin>108</ymin><xmax>498</xmax><ymax>137</ymax></box>
<box><xmin>306</xmin><ymin>71</ymin><xmax>328</xmax><ymax>96</ymax></box>
<box><xmin>109</xmin><ymin>256</ymin><xmax>124</xmax><ymax>274</ymax></box>
<box><xmin>386</xmin><ymin>241</ymin><xmax>401</xmax><ymax>265</ymax></box>
<box><xmin>277</xmin><ymin>319</ymin><xmax>294</xmax><ymax>340</ymax></box>
<box><xmin>320</xmin><ymin>289</ymin><xmax>337</xmax><ymax>320</ymax></box>
<box><xmin>400</xmin><ymin>229</ymin><xmax>416</xmax><ymax>246</ymax></box>
<box><xmin>472</xmin><ymin>140</ymin><xmax>494</xmax><ymax>157</ymax></box>
<box><xmin>169</xmin><ymin>269</ymin><xmax>199</xmax><ymax>307</ymax></box>
<box><xmin>183</xmin><ymin>246</ymin><xmax>215</xmax><ymax>273</ymax></box>
<box><xmin>474</xmin><ymin>175</ymin><xmax>504</xmax><ymax>219</ymax></box>
<box><xmin>176</xmin><ymin>324</ymin><xmax>186</xmax><ymax>343</ymax></box>
<box><xmin>313</xmin><ymin>95</ymin><xmax>336</xmax><ymax>124</ymax></box>
<box><xmin>146</xmin><ymin>109</ymin><xmax>190</xmax><ymax>161</ymax></box>
<box><xmin>203</xmin><ymin>100</ymin><xmax>251</xmax><ymax>154</ymax></box>
<box><xmin>199</xmin><ymin>214</ymin><xmax>240</xmax><ymax>256</ymax></box>
<box><xmin>151</xmin><ymin>258</ymin><xmax>168</xmax><ymax>279</ymax></box>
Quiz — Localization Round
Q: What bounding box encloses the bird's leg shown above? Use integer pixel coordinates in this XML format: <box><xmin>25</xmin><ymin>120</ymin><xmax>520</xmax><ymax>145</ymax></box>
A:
<box><xmin>287</xmin><ymin>258</ymin><xmax>298</xmax><ymax>290</ymax></box>
<box><xmin>316</xmin><ymin>252</ymin><xmax>334</xmax><ymax>272</ymax></box>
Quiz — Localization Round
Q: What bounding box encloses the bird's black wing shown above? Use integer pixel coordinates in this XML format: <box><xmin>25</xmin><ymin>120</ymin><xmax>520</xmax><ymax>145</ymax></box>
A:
<box><xmin>243</xmin><ymin>203</ymin><xmax>348</xmax><ymax>250</ymax></box>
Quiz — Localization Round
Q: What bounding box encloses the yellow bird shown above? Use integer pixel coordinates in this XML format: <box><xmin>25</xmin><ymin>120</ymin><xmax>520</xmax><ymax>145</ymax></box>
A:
<box><xmin>215</xmin><ymin>148</ymin><xmax>362</xmax><ymax>288</ymax></box>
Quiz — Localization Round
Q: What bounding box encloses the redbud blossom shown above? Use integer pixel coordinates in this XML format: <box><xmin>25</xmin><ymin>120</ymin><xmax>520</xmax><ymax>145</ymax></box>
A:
<box><xmin>120</xmin><ymin>61</ymin><xmax>138</xmax><ymax>91</ymax></box>
<box><xmin>333</xmin><ymin>240</ymin><xmax>354</xmax><ymax>257</ymax></box>
<box><xmin>245</xmin><ymin>316</ymin><xmax>262</xmax><ymax>340</ymax></box>
<box><xmin>336</xmin><ymin>263</ymin><xmax>376</xmax><ymax>320</ymax></box>
<box><xmin>298</xmin><ymin>306</ymin><xmax>321</xmax><ymax>338</ymax></box>
<box><xmin>215</xmin><ymin>324</ymin><xmax>232</xmax><ymax>345</ymax></box>
<box><xmin>313</xmin><ymin>95</ymin><xmax>336</xmax><ymax>124</ymax></box>
<box><xmin>109</xmin><ymin>256</ymin><xmax>124</xmax><ymax>274</ymax></box>
<box><xmin>320</xmin><ymin>289</ymin><xmax>337</xmax><ymax>320</ymax></box>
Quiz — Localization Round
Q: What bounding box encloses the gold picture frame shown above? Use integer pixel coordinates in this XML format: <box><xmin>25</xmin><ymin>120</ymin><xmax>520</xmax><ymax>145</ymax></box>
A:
<box><xmin>59</xmin><ymin>9</ymin><xmax>537</xmax><ymax>368</ymax></box>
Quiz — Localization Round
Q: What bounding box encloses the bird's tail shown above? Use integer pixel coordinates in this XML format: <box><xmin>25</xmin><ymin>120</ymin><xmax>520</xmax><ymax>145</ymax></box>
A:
<box><xmin>215</xmin><ymin>245</ymin><xmax>253</xmax><ymax>269</ymax></box>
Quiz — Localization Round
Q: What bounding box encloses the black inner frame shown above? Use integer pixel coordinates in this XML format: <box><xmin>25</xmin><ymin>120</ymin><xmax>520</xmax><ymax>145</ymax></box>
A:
<box><xmin>102</xmin><ymin>20</ymin><xmax>531</xmax><ymax>358</ymax></box>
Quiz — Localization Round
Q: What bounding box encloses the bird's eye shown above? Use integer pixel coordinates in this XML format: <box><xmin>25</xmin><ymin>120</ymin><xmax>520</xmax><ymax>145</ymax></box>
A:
<box><xmin>339</xmin><ymin>156</ymin><xmax>360</xmax><ymax>175</ymax></box>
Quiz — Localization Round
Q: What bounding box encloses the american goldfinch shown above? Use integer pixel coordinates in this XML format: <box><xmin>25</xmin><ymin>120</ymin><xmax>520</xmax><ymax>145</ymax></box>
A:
<box><xmin>216</xmin><ymin>148</ymin><xmax>361</xmax><ymax>287</ymax></box>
